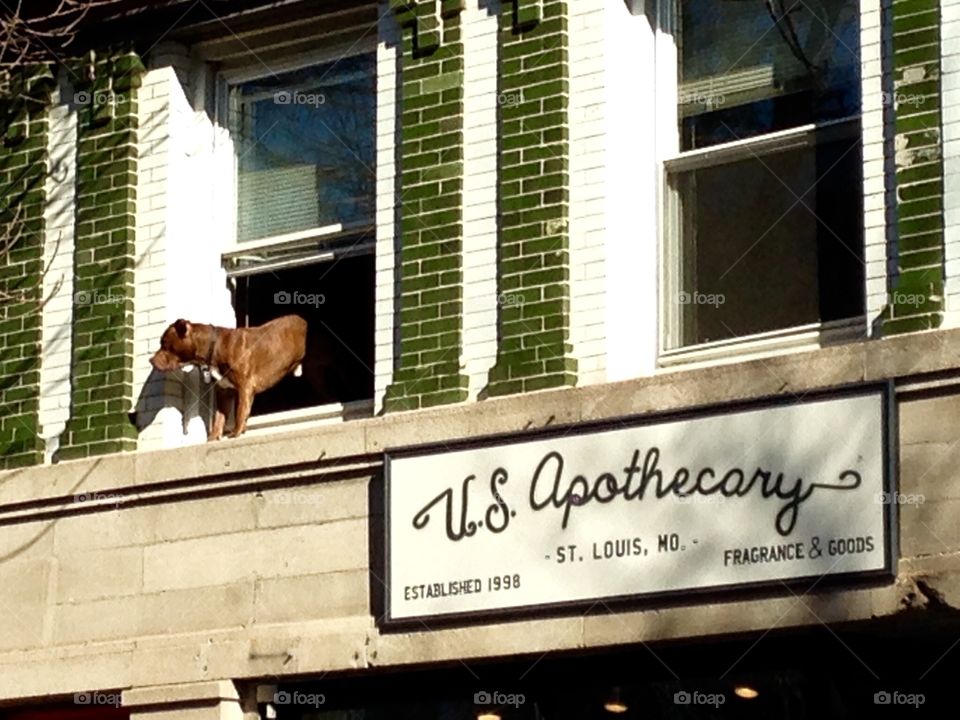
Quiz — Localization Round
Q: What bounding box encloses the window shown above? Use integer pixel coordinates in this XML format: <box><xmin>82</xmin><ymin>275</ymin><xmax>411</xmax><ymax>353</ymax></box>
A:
<box><xmin>662</xmin><ymin>0</ymin><xmax>863</xmax><ymax>354</ymax></box>
<box><xmin>230</xmin><ymin>53</ymin><xmax>376</xmax><ymax>242</ymax></box>
<box><xmin>221</xmin><ymin>47</ymin><xmax>377</xmax><ymax>419</ymax></box>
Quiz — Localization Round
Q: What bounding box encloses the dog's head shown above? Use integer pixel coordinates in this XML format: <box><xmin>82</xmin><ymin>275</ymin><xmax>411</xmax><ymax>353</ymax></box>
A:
<box><xmin>150</xmin><ymin>319</ymin><xmax>198</xmax><ymax>372</ymax></box>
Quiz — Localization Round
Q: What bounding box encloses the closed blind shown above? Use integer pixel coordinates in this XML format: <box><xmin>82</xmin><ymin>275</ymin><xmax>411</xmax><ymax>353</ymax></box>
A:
<box><xmin>237</xmin><ymin>164</ymin><xmax>320</xmax><ymax>241</ymax></box>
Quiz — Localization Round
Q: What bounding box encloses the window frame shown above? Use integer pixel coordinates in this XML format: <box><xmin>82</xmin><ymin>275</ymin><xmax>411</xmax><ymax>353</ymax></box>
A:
<box><xmin>215</xmin><ymin>37</ymin><xmax>379</xmax><ymax>261</ymax></box>
<box><xmin>210</xmin><ymin>38</ymin><xmax>380</xmax><ymax>429</ymax></box>
<box><xmin>655</xmin><ymin>0</ymin><xmax>868</xmax><ymax>365</ymax></box>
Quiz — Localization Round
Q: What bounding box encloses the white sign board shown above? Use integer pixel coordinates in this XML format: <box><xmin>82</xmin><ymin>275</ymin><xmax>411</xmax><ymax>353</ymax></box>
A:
<box><xmin>385</xmin><ymin>387</ymin><xmax>893</xmax><ymax>622</ymax></box>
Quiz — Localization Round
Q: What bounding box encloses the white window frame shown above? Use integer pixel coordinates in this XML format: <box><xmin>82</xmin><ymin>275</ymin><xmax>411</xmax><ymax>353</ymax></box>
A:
<box><xmin>655</xmin><ymin>0</ymin><xmax>867</xmax><ymax>367</ymax></box>
<box><xmin>211</xmin><ymin>38</ymin><xmax>380</xmax><ymax>430</ymax></box>
<box><xmin>216</xmin><ymin>37</ymin><xmax>379</xmax><ymax>268</ymax></box>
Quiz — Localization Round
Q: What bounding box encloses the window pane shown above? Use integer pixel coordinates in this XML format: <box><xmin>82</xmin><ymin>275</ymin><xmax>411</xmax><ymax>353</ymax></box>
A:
<box><xmin>233</xmin><ymin>53</ymin><xmax>376</xmax><ymax>241</ymax></box>
<box><xmin>667</xmin><ymin>130</ymin><xmax>864</xmax><ymax>349</ymax></box>
<box><xmin>679</xmin><ymin>0</ymin><xmax>860</xmax><ymax>150</ymax></box>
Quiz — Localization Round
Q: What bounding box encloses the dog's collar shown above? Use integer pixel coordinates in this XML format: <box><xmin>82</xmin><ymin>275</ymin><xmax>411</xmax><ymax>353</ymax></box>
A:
<box><xmin>204</xmin><ymin>327</ymin><xmax>219</xmax><ymax>366</ymax></box>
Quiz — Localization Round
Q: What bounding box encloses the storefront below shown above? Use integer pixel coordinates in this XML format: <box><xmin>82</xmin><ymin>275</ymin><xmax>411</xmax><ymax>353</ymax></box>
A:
<box><xmin>276</xmin><ymin>627</ymin><xmax>953</xmax><ymax>719</ymax></box>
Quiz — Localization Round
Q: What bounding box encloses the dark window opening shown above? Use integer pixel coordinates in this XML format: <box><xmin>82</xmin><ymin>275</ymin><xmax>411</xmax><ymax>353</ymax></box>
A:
<box><xmin>669</xmin><ymin>126</ymin><xmax>864</xmax><ymax>349</ymax></box>
<box><xmin>233</xmin><ymin>253</ymin><xmax>375</xmax><ymax>417</ymax></box>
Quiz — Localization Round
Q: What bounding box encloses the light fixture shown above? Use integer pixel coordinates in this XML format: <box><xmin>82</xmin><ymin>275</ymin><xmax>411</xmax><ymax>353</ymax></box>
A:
<box><xmin>734</xmin><ymin>685</ymin><xmax>759</xmax><ymax>700</ymax></box>
<box><xmin>604</xmin><ymin>687</ymin><xmax>628</xmax><ymax>714</ymax></box>
<box><xmin>477</xmin><ymin>712</ymin><xmax>501</xmax><ymax>720</ymax></box>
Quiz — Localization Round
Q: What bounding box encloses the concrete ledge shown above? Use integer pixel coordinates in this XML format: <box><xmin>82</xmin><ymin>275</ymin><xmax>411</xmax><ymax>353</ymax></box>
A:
<box><xmin>5</xmin><ymin>328</ymin><xmax>960</xmax><ymax>512</ymax></box>
<box><xmin>123</xmin><ymin>680</ymin><xmax>240</xmax><ymax>708</ymax></box>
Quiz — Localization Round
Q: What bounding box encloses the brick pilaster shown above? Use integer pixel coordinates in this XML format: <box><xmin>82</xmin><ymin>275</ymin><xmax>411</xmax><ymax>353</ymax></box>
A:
<box><xmin>485</xmin><ymin>0</ymin><xmax>577</xmax><ymax>396</ymax></box>
<box><xmin>0</xmin><ymin>66</ymin><xmax>55</xmax><ymax>469</ymax></box>
<box><xmin>58</xmin><ymin>49</ymin><xmax>144</xmax><ymax>460</ymax></box>
<box><xmin>383</xmin><ymin>0</ymin><xmax>470</xmax><ymax>411</ymax></box>
<box><xmin>882</xmin><ymin>0</ymin><xmax>946</xmax><ymax>334</ymax></box>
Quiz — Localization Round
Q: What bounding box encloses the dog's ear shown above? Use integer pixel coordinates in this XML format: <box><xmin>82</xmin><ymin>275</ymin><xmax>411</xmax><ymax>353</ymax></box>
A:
<box><xmin>174</xmin><ymin>319</ymin><xmax>191</xmax><ymax>337</ymax></box>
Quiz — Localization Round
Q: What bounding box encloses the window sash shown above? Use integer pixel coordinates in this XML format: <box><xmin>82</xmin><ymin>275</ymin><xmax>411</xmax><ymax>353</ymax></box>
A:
<box><xmin>660</xmin><ymin>118</ymin><xmax>863</xmax><ymax>353</ymax></box>
<box><xmin>217</xmin><ymin>39</ymin><xmax>377</xmax><ymax>257</ymax></box>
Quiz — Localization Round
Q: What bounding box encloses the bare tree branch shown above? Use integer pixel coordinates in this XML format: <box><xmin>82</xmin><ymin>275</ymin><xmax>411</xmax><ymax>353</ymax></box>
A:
<box><xmin>0</xmin><ymin>0</ymin><xmax>128</xmax><ymax>71</ymax></box>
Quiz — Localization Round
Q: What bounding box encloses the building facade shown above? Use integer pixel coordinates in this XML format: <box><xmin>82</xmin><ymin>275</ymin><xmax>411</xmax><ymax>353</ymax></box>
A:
<box><xmin>0</xmin><ymin>0</ymin><xmax>959</xmax><ymax>716</ymax></box>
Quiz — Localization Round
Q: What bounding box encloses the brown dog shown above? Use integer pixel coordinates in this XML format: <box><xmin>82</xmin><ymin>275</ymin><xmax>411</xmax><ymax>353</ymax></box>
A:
<box><xmin>150</xmin><ymin>315</ymin><xmax>307</xmax><ymax>440</ymax></box>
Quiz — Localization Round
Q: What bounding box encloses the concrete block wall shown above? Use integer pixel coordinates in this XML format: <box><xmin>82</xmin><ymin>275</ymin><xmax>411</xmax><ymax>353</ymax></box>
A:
<box><xmin>943</xmin><ymin>0</ymin><xmax>960</xmax><ymax>319</ymax></box>
<box><xmin>0</xmin><ymin>475</ymin><xmax>372</xmax><ymax>692</ymax></box>
<box><xmin>0</xmin><ymin>477</ymin><xmax>371</xmax><ymax>659</ymax></box>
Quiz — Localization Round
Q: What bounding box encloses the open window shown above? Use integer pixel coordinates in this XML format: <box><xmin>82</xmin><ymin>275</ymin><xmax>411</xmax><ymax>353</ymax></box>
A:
<box><xmin>220</xmin><ymin>45</ymin><xmax>377</xmax><ymax>422</ymax></box>
<box><xmin>661</xmin><ymin>0</ymin><xmax>864</xmax><ymax>359</ymax></box>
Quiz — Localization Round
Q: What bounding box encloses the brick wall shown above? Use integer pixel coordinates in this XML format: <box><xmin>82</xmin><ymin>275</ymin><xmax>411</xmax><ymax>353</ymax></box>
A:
<box><xmin>0</xmin><ymin>66</ymin><xmax>55</xmax><ymax>469</ymax></box>
<box><xmin>384</xmin><ymin>0</ymin><xmax>471</xmax><ymax>411</ymax></box>
<box><xmin>57</xmin><ymin>50</ymin><xmax>144</xmax><ymax>460</ymax></box>
<box><xmin>486</xmin><ymin>0</ymin><xmax>578</xmax><ymax>396</ymax></box>
<box><xmin>942</xmin><ymin>0</ymin><xmax>960</xmax><ymax>318</ymax></box>
<box><xmin>568</xmin><ymin>0</ymin><xmax>606</xmax><ymax>386</ymax></box>
<box><xmin>603</xmin><ymin>0</ymin><xmax>658</xmax><ymax>379</ymax></box>
<box><xmin>460</xmin><ymin>0</ymin><xmax>499</xmax><ymax>401</ymax></box>
<box><xmin>39</xmin><ymin>75</ymin><xmax>78</xmax><ymax>463</ymax></box>
<box><xmin>133</xmin><ymin>46</ymin><xmax>232</xmax><ymax>450</ymax></box>
<box><xmin>374</xmin><ymin>7</ymin><xmax>400</xmax><ymax>414</ymax></box>
<box><xmin>863</xmin><ymin>2</ymin><xmax>897</xmax><ymax>333</ymax></box>
<box><xmin>882</xmin><ymin>0</ymin><xmax>948</xmax><ymax>334</ymax></box>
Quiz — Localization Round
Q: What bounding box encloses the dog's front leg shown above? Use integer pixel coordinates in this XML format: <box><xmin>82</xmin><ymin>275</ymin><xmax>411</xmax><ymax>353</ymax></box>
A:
<box><xmin>229</xmin><ymin>383</ymin><xmax>255</xmax><ymax>438</ymax></box>
<box><xmin>209</xmin><ymin>386</ymin><xmax>233</xmax><ymax>441</ymax></box>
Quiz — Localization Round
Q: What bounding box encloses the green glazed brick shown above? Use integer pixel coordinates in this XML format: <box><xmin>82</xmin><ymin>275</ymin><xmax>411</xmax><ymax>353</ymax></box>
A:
<box><xmin>893</xmin><ymin>10</ymin><xmax>938</xmax><ymax>33</ymax></box>
<box><xmin>386</xmin><ymin>3</ymin><xmax>468</xmax><ymax>412</ymax></box>
<box><xmin>882</xmin><ymin>0</ymin><xmax>946</xmax><ymax>337</ymax></box>
<box><xmin>894</xmin><ymin>45</ymin><xmax>939</xmax><ymax>69</ymax></box>
<box><xmin>58</xmin><ymin>48</ymin><xmax>143</xmax><ymax>461</ymax></box>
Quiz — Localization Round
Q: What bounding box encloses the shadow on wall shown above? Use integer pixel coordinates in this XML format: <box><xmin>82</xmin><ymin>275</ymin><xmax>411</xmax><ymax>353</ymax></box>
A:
<box><xmin>128</xmin><ymin>366</ymin><xmax>218</xmax><ymax>439</ymax></box>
